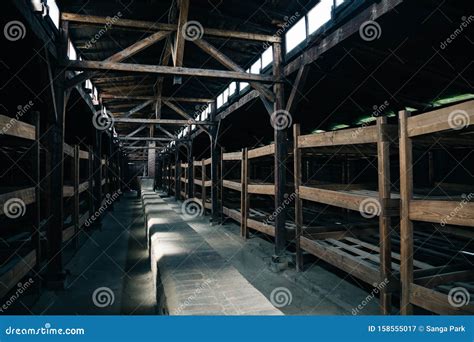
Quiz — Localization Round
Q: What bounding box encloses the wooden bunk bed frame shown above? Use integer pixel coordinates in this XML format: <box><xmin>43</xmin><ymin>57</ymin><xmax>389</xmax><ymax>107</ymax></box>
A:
<box><xmin>399</xmin><ymin>100</ymin><xmax>474</xmax><ymax>315</ymax></box>
<box><xmin>293</xmin><ymin>117</ymin><xmax>399</xmax><ymax>314</ymax></box>
<box><xmin>192</xmin><ymin>158</ymin><xmax>211</xmax><ymax>211</ymax></box>
<box><xmin>0</xmin><ymin>113</ymin><xmax>40</xmax><ymax>300</ymax></box>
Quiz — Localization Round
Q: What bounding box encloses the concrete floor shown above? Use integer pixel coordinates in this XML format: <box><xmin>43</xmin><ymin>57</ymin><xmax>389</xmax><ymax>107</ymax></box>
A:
<box><xmin>28</xmin><ymin>191</ymin><xmax>381</xmax><ymax>315</ymax></box>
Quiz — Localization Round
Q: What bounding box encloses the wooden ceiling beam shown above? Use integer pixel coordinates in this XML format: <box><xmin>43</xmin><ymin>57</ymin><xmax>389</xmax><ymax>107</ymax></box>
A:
<box><xmin>193</xmin><ymin>38</ymin><xmax>275</xmax><ymax>102</ymax></box>
<box><xmin>62</xmin><ymin>12</ymin><xmax>281</xmax><ymax>42</ymax></box>
<box><xmin>100</xmin><ymin>94</ymin><xmax>213</xmax><ymax>102</ymax></box>
<box><xmin>119</xmin><ymin>137</ymin><xmax>173</xmax><ymax>141</ymax></box>
<box><xmin>114</xmin><ymin>118</ymin><xmax>210</xmax><ymax>125</ymax></box>
<box><xmin>64</xmin><ymin>60</ymin><xmax>276</xmax><ymax>82</ymax></box>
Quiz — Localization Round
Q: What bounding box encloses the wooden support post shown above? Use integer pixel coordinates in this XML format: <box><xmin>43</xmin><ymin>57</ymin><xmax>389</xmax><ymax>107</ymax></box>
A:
<box><xmin>33</xmin><ymin>111</ymin><xmax>41</xmax><ymax>275</ymax></box>
<box><xmin>210</xmin><ymin>106</ymin><xmax>221</xmax><ymax>223</ymax></box>
<box><xmin>73</xmin><ymin>145</ymin><xmax>80</xmax><ymax>248</ymax></box>
<box><xmin>88</xmin><ymin>145</ymin><xmax>94</xmax><ymax>218</ymax></box>
<box><xmin>377</xmin><ymin>117</ymin><xmax>392</xmax><ymax>315</ymax></box>
<box><xmin>187</xmin><ymin>142</ymin><xmax>194</xmax><ymax>199</ymax></box>
<box><xmin>273</xmin><ymin>41</ymin><xmax>287</xmax><ymax>257</ymax></box>
<box><xmin>168</xmin><ymin>156</ymin><xmax>173</xmax><ymax>197</ymax></box>
<box><xmin>201</xmin><ymin>160</ymin><xmax>206</xmax><ymax>211</ymax></box>
<box><xmin>399</xmin><ymin>110</ymin><xmax>414</xmax><ymax>315</ymax></box>
<box><xmin>293</xmin><ymin>124</ymin><xmax>303</xmax><ymax>271</ymax></box>
<box><xmin>46</xmin><ymin>19</ymin><xmax>68</xmax><ymax>285</ymax></box>
<box><xmin>94</xmin><ymin>130</ymin><xmax>103</xmax><ymax>214</ymax></box>
<box><xmin>240</xmin><ymin>148</ymin><xmax>249</xmax><ymax>238</ymax></box>
<box><xmin>175</xmin><ymin>151</ymin><xmax>180</xmax><ymax>201</ymax></box>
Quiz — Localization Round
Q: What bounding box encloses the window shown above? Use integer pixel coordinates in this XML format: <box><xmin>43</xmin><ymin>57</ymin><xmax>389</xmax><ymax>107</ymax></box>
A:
<box><xmin>250</xmin><ymin>59</ymin><xmax>261</xmax><ymax>74</ymax></box>
<box><xmin>217</xmin><ymin>94</ymin><xmax>224</xmax><ymax>108</ymax></box>
<box><xmin>48</xmin><ymin>0</ymin><xmax>60</xmax><ymax>29</ymax></box>
<box><xmin>85</xmin><ymin>79</ymin><xmax>92</xmax><ymax>91</ymax></box>
<box><xmin>68</xmin><ymin>40</ymin><xmax>77</xmax><ymax>60</ymax></box>
<box><xmin>261</xmin><ymin>47</ymin><xmax>273</xmax><ymax>69</ymax></box>
<box><xmin>223</xmin><ymin>88</ymin><xmax>229</xmax><ymax>103</ymax></box>
<box><xmin>307</xmin><ymin>0</ymin><xmax>333</xmax><ymax>35</ymax></box>
<box><xmin>229</xmin><ymin>82</ymin><xmax>237</xmax><ymax>96</ymax></box>
<box><xmin>285</xmin><ymin>17</ymin><xmax>306</xmax><ymax>53</ymax></box>
<box><xmin>336</xmin><ymin>0</ymin><xmax>345</xmax><ymax>6</ymax></box>
<box><xmin>240</xmin><ymin>69</ymin><xmax>251</xmax><ymax>91</ymax></box>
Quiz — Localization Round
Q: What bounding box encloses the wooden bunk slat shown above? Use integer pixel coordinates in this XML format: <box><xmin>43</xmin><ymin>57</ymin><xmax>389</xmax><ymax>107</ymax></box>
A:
<box><xmin>223</xmin><ymin>206</ymin><xmax>242</xmax><ymax>223</ymax></box>
<box><xmin>409</xmin><ymin>200</ymin><xmax>474</xmax><ymax>227</ymax></box>
<box><xmin>248</xmin><ymin>183</ymin><xmax>274</xmax><ymax>195</ymax></box>
<box><xmin>0</xmin><ymin>250</ymin><xmax>36</xmax><ymax>299</ymax></box>
<box><xmin>63</xmin><ymin>143</ymin><xmax>74</xmax><ymax>157</ymax></box>
<box><xmin>62</xmin><ymin>225</ymin><xmax>75</xmax><ymax>242</ymax></box>
<box><xmin>247</xmin><ymin>218</ymin><xmax>275</xmax><ymax>237</ymax></box>
<box><xmin>298</xmin><ymin>125</ymin><xmax>380</xmax><ymax>148</ymax></box>
<box><xmin>79</xmin><ymin>150</ymin><xmax>89</xmax><ymax>160</ymax></box>
<box><xmin>0</xmin><ymin>115</ymin><xmax>35</xmax><ymax>141</ymax></box>
<box><xmin>223</xmin><ymin>180</ymin><xmax>241</xmax><ymax>192</ymax></box>
<box><xmin>0</xmin><ymin>187</ymin><xmax>36</xmax><ymax>216</ymax></box>
<box><xmin>415</xmin><ymin>270</ymin><xmax>474</xmax><ymax>288</ymax></box>
<box><xmin>222</xmin><ymin>151</ymin><xmax>242</xmax><ymax>161</ymax></box>
<box><xmin>78</xmin><ymin>181</ymin><xmax>89</xmax><ymax>193</ymax></box>
<box><xmin>407</xmin><ymin>100</ymin><xmax>474</xmax><ymax>137</ymax></box>
<box><xmin>409</xmin><ymin>283</ymin><xmax>474</xmax><ymax>315</ymax></box>
<box><xmin>247</xmin><ymin>144</ymin><xmax>275</xmax><ymax>159</ymax></box>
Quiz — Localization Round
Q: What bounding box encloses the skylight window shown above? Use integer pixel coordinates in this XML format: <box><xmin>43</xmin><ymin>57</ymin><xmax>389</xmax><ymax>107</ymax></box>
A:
<box><xmin>68</xmin><ymin>40</ymin><xmax>77</xmax><ymax>60</ymax></box>
<box><xmin>229</xmin><ymin>82</ymin><xmax>237</xmax><ymax>96</ymax></box>
<box><xmin>261</xmin><ymin>47</ymin><xmax>273</xmax><ymax>69</ymax></box>
<box><xmin>48</xmin><ymin>0</ymin><xmax>60</xmax><ymax>29</ymax></box>
<box><xmin>250</xmin><ymin>59</ymin><xmax>261</xmax><ymax>74</ymax></box>
<box><xmin>336</xmin><ymin>0</ymin><xmax>345</xmax><ymax>6</ymax></box>
<box><xmin>308</xmin><ymin>0</ymin><xmax>333</xmax><ymax>35</ymax></box>
<box><xmin>217</xmin><ymin>94</ymin><xmax>224</xmax><ymax>108</ymax></box>
<box><xmin>285</xmin><ymin>17</ymin><xmax>306</xmax><ymax>53</ymax></box>
<box><xmin>223</xmin><ymin>88</ymin><xmax>229</xmax><ymax>103</ymax></box>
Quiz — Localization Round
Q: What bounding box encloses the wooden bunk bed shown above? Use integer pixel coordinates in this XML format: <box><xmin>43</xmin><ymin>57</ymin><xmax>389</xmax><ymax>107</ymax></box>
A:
<box><xmin>180</xmin><ymin>162</ymin><xmax>187</xmax><ymax>200</ymax></box>
<box><xmin>62</xmin><ymin>143</ymin><xmax>93</xmax><ymax>245</ymax></box>
<box><xmin>293</xmin><ymin>118</ymin><xmax>400</xmax><ymax>314</ymax></box>
<box><xmin>192</xmin><ymin>159</ymin><xmax>211</xmax><ymax>212</ymax></box>
<box><xmin>0</xmin><ymin>113</ymin><xmax>40</xmax><ymax>300</ymax></box>
<box><xmin>399</xmin><ymin>100</ymin><xmax>474</xmax><ymax>315</ymax></box>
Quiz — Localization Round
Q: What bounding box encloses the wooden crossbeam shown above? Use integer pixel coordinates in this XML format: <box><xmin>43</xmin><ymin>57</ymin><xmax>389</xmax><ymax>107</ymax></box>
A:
<box><xmin>61</xmin><ymin>12</ymin><xmax>281</xmax><ymax>42</ymax></box>
<box><xmin>119</xmin><ymin>136</ymin><xmax>173</xmax><ymax>141</ymax></box>
<box><xmin>114</xmin><ymin>118</ymin><xmax>210</xmax><ymax>125</ymax></box>
<box><xmin>123</xmin><ymin>100</ymin><xmax>154</xmax><ymax>117</ymax></box>
<box><xmin>173</xmin><ymin>0</ymin><xmax>189</xmax><ymax>71</ymax></box>
<box><xmin>162</xmin><ymin>99</ymin><xmax>192</xmax><ymax>120</ymax></box>
<box><xmin>193</xmin><ymin>38</ymin><xmax>275</xmax><ymax>102</ymax></box>
<box><xmin>64</xmin><ymin>60</ymin><xmax>276</xmax><ymax>82</ymax></box>
<box><xmin>157</xmin><ymin>125</ymin><xmax>177</xmax><ymax>139</ymax></box>
<box><xmin>100</xmin><ymin>94</ymin><xmax>213</xmax><ymax>102</ymax></box>
<box><xmin>67</xmin><ymin>30</ymin><xmax>170</xmax><ymax>88</ymax></box>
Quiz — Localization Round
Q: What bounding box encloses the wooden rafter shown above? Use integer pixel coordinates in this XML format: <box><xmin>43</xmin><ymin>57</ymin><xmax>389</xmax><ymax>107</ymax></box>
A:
<box><xmin>100</xmin><ymin>94</ymin><xmax>213</xmax><ymax>102</ymax></box>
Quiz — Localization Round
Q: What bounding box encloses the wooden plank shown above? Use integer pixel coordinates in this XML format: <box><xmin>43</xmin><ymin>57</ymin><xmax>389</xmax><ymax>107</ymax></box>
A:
<box><xmin>0</xmin><ymin>187</ymin><xmax>36</xmax><ymax>216</ymax></box>
<box><xmin>293</xmin><ymin>124</ymin><xmax>303</xmax><ymax>271</ymax></box>
<box><xmin>399</xmin><ymin>110</ymin><xmax>414</xmax><ymax>315</ymax></box>
<box><xmin>409</xmin><ymin>283</ymin><xmax>474</xmax><ymax>315</ymax></box>
<box><xmin>61</xmin><ymin>12</ymin><xmax>281</xmax><ymax>42</ymax></box>
<box><xmin>65</xmin><ymin>60</ymin><xmax>275</xmax><ymax>82</ymax></box>
<box><xmin>407</xmin><ymin>100</ymin><xmax>474</xmax><ymax>137</ymax></box>
<box><xmin>223</xmin><ymin>180</ymin><xmax>241</xmax><ymax>192</ymax></box>
<box><xmin>100</xmin><ymin>94</ymin><xmax>213</xmax><ymax>102</ymax></box>
<box><xmin>298</xmin><ymin>125</ymin><xmax>380</xmax><ymax>148</ymax></box>
<box><xmin>0</xmin><ymin>115</ymin><xmax>35</xmax><ymax>140</ymax></box>
<box><xmin>115</xmin><ymin>118</ymin><xmax>209</xmax><ymax>125</ymax></box>
<box><xmin>300</xmin><ymin>237</ymin><xmax>380</xmax><ymax>285</ymax></box>
<box><xmin>248</xmin><ymin>183</ymin><xmax>275</xmax><ymax>195</ymax></box>
<box><xmin>247</xmin><ymin>144</ymin><xmax>275</xmax><ymax>159</ymax></box>
<box><xmin>173</xmin><ymin>0</ymin><xmax>189</xmax><ymax>70</ymax></box>
<box><xmin>0</xmin><ymin>250</ymin><xmax>36</xmax><ymax>299</ymax></box>
<box><xmin>223</xmin><ymin>206</ymin><xmax>242</xmax><ymax>223</ymax></box>
<box><xmin>415</xmin><ymin>270</ymin><xmax>474</xmax><ymax>288</ymax></box>
<box><xmin>409</xmin><ymin>200</ymin><xmax>474</xmax><ymax>227</ymax></box>
<box><xmin>247</xmin><ymin>218</ymin><xmax>275</xmax><ymax>237</ymax></box>
<box><xmin>62</xmin><ymin>225</ymin><xmax>75</xmax><ymax>242</ymax></box>
<box><xmin>79</xmin><ymin>150</ymin><xmax>89</xmax><ymax>160</ymax></box>
<box><xmin>241</xmin><ymin>148</ymin><xmax>248</xmax><ymax>238</ymax></box>
<box><xmin>222</xmin><ymin>151</ymin><xmax>242</xmax><ymax>161</ymax></box>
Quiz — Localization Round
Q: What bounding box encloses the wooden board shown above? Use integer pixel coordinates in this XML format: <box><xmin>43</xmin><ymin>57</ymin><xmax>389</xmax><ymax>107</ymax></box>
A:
<box><xmin>247</xmin><ymin>144</ymin><xmax>275</xmax><ymax>159</ymax></box>
<box><xmin>409</xmin><ymin>200</ymin><xmax>474</xmax><ymax>227</ymax></box>
<box><xmin>0</xmin><ymin>187</ymin><xmax>36</xmax><ymax>216</ymax></box>
<box><xmin>0</xmin><ymin>250</ymin><xmax>36</xmax><ymax>299</ymax></box>
<box><xmin>223</xmin><ymin>180</ymin><xmax>241</xmax><ymax>192</ymax></box>
<box><xmin>298</xmin><ymin>125</ymin><xmax>380</xmax><ymax>148</ymax></box>
<box><xmin>222</xmin><ymin>151</ymin><xmax>242</xmax><ymax>161</ymax></box>
<box><xmin>0</xmin><ymin>115</ymin><xmax>35</xmax><ymax>141</ymax></box>
<box><xmin>248</xmin><ymin>183</ymin><xmax>275</xmax><ymax>195</ymax></box>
